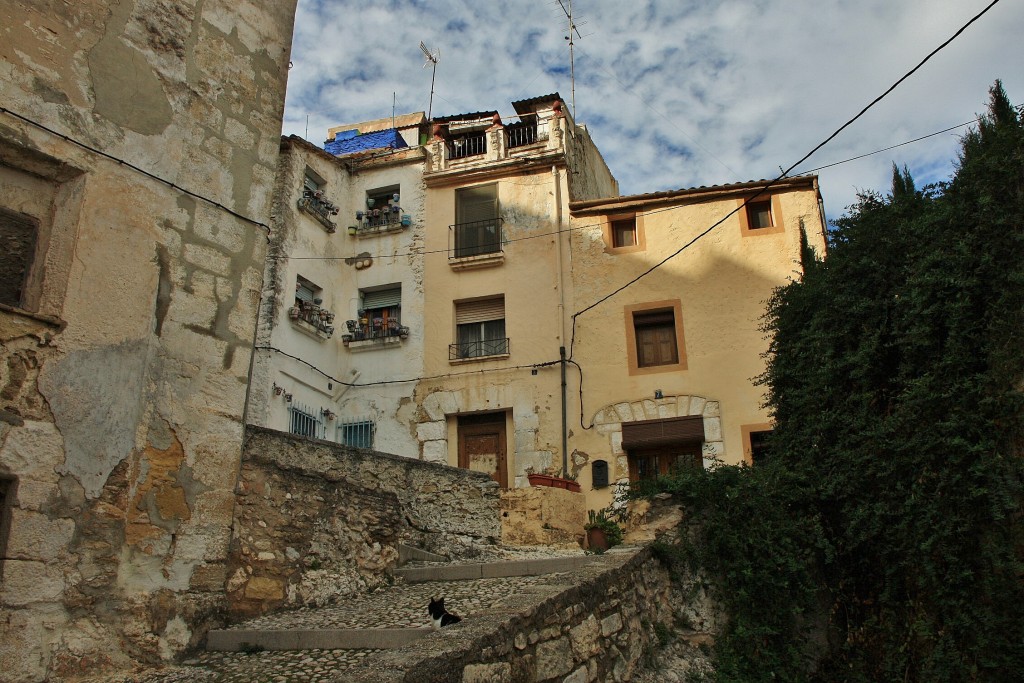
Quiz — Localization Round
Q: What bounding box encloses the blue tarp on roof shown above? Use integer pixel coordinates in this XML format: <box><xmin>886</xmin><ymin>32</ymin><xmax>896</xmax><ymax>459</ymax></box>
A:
<box><xmin>324</xmin><ymin>128</ymin><xmax>408</xmax><ymax>156</ymax></box>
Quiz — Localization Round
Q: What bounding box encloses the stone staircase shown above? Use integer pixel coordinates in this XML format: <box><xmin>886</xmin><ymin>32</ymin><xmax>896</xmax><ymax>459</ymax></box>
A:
<box><xmin>105</xmin><ymin>547</ymin><xmax>624</xmax><ymax>683</ymax></box>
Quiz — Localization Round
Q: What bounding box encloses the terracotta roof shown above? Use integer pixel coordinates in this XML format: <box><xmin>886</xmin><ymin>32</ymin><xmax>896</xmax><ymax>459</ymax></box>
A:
<box><xmin>569</xmin><ymin>176</ymin><xmax>819</xmax><ymax>213</ymax></box>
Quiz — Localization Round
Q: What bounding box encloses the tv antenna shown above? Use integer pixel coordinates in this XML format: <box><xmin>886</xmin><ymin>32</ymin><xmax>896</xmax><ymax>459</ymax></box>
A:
<box><xmin>556</xmin><ymin>0</ymin><xmax>584</xmax><ymax>118</ymax></box>
<box><xmin>419</xmin><ymin>41</ymin><xmax>440</xmax><ymax>120</ymax></box>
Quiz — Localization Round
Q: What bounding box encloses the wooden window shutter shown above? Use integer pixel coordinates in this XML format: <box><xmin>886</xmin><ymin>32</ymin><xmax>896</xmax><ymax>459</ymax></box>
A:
<box><xmin>456</xmin><ymin>297</ymin><xmax>504</xmax><ymax>324</ymax></box>
<box><xmin>621</xmin><ymin>416</ymin><xmax>705</xmax><ymax>450</ymax></box>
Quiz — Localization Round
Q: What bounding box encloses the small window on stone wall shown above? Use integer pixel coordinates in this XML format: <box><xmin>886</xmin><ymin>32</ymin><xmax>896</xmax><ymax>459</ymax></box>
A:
<box><xmin>0</xmin><ymin>208</ymin><xmax>39</xmax><ymax>309</ymax></box>
<box><xmin>0</xmin><ymin>476</ymin><xmax>15</xmax><ymax>580</ymax></box>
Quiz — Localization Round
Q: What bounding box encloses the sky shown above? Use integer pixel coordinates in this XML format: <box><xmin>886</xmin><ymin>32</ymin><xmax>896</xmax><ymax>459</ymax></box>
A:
<box><xmin>281</xmin><ymin>0</ymin><xmax>1024</xmax><ymax>222</ymax></box>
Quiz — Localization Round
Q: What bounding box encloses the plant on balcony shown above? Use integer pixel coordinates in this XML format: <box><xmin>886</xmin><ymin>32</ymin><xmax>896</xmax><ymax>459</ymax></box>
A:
<box><xmin>342</xmin><ymin>315</ymin><xmax>408</xmax><ymax>344</ymax></box>
<box><xmin>351</xmin><ymin>197</ymin><xmax>410</xmax><ymax>236</ymax></box>
<box><xmin>526</xmin><ymin>468</ymin><xmax>581</xmax><ymax>493</ymax></box>
<box><xmin>290</xmin><ymin>300</ymin><xmax>334</xmax><ymax>337</ymax></box>
<box><xmin>297</xmin><ymin>189</ymin><xmax>339</xmax><ymax>232</ymax></box>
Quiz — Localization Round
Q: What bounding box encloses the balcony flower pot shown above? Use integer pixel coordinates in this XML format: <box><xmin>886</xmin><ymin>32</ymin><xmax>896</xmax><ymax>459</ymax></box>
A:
<box><xmin>348</xmin><ymin>226</ymin><xmax>357</xmax><ymax>236</ymax></box>
<box><xmin>288</xmin><ymin>306</ymin><xmax>300</xmax><ymax>320</ymax></box>
<box><xmin>527</xmin><ymin>473</ymin><xmax>581</xmax><ymax>493</ymax></box>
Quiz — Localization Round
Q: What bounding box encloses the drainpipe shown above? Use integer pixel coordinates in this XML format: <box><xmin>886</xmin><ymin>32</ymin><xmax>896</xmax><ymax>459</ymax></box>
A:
<box><xmin>553</xmin><ymin>164</ymin><xmax>569</xmax><ymax>477</ymax></box>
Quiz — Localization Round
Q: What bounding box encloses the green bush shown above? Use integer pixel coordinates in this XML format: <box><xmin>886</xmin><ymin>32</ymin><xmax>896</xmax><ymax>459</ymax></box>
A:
<box><xmin>637</xmin><ymin>82</ymin><xmax>1024</xmax><ymax>683</ymax></box>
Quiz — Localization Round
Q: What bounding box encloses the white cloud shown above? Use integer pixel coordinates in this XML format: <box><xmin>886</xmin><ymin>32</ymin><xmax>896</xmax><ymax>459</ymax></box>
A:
<box><xmin>283</xmin><ymin>0</ymin><xmax>1024</xmax><ymax>220</ymax></box>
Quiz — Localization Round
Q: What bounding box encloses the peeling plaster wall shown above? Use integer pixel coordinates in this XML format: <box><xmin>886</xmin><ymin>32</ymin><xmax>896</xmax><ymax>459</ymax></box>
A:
<box><xmin>0</xmin><ymin>1</ymin><xmax>297</xmax><ymax>680</ymax></box>
<box><xmin>248</xmin><ymin>138</ymin><xmax>428</xmax><ymax>459</ymax></box>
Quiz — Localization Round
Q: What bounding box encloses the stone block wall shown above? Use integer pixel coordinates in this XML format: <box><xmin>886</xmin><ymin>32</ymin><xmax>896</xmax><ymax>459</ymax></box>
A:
<box><xmin>229</xmin><ymin>426</ymin><xmax>501</xmax><ymax>618</ymax></box>
<box><xmin>501</xmin><ymin>487</ymin><xmax>586</xmax><ymax>547</ymax></box>
<box><xmin>342</xmin><ymin>547</ymin><xmax>719</xmax><ymax>682</ymax></box>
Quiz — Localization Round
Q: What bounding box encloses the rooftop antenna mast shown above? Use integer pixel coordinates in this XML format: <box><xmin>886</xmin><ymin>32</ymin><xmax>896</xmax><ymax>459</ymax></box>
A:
<box><xmin>558</xmin><ymin>0</ymin><xmax>583</xmax><ymax>118</ymax></box>
<box><xmin>419</xmin><ymin>41</ymin><xmax>440</xmax><ymax>120</ymax></box>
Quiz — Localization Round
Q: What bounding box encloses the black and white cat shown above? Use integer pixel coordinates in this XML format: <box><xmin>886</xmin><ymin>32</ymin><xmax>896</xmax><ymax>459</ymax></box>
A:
<box><xmin>427</xmin><ymin>596</ymin><xmax>462</xmax><ymax>628</ymax></box>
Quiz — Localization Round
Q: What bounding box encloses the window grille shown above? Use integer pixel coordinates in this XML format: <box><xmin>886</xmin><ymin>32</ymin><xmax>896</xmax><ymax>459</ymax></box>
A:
<box><xmin>288</xmin><ymin>401</ymin><xmax>323</xmax><ymax>439</ymax></box>
<box><xmin>337</xmin><ymin>417</ymin><xmax>375</xmax><ymax>449</ymax></box>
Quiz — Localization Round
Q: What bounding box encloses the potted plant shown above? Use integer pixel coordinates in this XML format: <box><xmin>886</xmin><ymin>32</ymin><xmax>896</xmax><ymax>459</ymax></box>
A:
<box><xmin>585</xmin><ymin>508</ymin><xmax>623</xmax><ymax>552</ymax></box>
<box><xmin>526</xmin><ymin>468</ymin><xmax>581</xmax><ymax>493</ymax></box>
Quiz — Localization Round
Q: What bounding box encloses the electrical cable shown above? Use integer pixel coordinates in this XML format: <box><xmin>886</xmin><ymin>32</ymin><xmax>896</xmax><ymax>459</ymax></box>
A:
<box><xmin>0</xmin><ymin>106</ymin><xmax>273</xmax><ymax>236</ymax></box>
<box><xmin>567</xmin><ymin>0</ymin><xmax>1003</xmax><ymax>362</ymax></box>
<box><xmin>255</xmin><ymin>344</ymin><xmax>560</xmax><ymax>387</ymax></box>
<box><xmin>277</xmin><ymin>115</ymin><xmax>985</xmax><ymax>264</ymax></box>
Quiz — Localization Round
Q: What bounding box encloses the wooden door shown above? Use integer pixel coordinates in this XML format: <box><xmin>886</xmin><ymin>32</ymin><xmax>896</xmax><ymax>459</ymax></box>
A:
<box><xmin>458</xmin><ymin>413</ymin><xmax>508</xmax><ymax>488</ymax></box>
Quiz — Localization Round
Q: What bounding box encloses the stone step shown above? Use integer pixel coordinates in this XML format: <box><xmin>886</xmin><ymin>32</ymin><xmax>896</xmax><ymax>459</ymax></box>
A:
<box><xmin>397</xmin><ymin>542</ymin><xmax>448</xmax><ymax>565</ymax></box>
<box><xmin>393</xmin><ymin>554</ymin><xmax>597</xmax><ymax>583</ymax></box>
<box><xmin>207</xmin><ymin>627</ymin><xmax>430</xmax><ymax>651</ymax></box>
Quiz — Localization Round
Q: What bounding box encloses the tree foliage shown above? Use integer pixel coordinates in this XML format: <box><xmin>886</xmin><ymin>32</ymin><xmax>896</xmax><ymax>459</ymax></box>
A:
<box><xmin>640</xmin><ymin>82</ymin><xmax>1024</xmax><ymax>682</ymax></box>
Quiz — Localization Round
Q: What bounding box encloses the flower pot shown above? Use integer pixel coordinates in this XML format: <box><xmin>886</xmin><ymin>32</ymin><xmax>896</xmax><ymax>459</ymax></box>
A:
<box><xmin>288</xmin><ymin>306</ymin><xmax>300</xmax><ymax>320</ymax></box>
<box><xmin>586</xmin><ymin>527</ymin><xmax>609</xmax><ymax>552</ymax></box>
<box><xmin>527</xmin><ymin>473</ymin><xmax>581</xmax><ymax>492</ymax></box>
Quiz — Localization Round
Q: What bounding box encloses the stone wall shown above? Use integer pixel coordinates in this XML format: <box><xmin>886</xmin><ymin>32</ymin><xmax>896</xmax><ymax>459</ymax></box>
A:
<box><xmin>0</xmin><ymin>2</ymin><xmax>298</xmax><ymax>681</ymax></box>
<box><xmin>341</xmin><ymin>546</ymin><xmax>720</xmax><ymax>683</ymax></box>
<box><xmin>229</xmin><ymin>426</ymin><xmax>501</xmax><ymax>618</ymax></box>
<box><xmin>501</xmin><ymin>487</ymin><xmax>586</xmax><ymax>548</ymax></box>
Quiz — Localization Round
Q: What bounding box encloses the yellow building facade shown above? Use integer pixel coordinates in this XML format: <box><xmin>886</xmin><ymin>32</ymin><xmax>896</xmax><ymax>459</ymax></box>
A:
<box><xmin>567</xmin><ymin>178</ymin><xmax>828</xmax><ymax>508</ymax></box>
<box><xmin>254</xmin><ymin>95</ymin><xmax>827</xmax><ymax>516</ymax></box>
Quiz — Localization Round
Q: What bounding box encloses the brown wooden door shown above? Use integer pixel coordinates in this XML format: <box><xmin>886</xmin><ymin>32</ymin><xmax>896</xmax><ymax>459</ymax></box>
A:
<box><xmin>458</xmin><ymin>413</ymin><xmax>508</xmax><ymax>488</ymax></box>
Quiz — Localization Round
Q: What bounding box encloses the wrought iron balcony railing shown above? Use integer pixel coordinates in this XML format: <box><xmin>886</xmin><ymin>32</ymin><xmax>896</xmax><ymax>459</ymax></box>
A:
<box><xmin>447</xmin><ymin>132</ymin><xmax>486</xmax><ymax>160</ymax></box>
<box><xmin>298</xmin><ymin>190</ymin><xmax>339</xmax><ymax>232</ymax></box>
<box><xmin>450</xmin><ymin>217</ymin><xmax>504</xmax><ymax>259</ymax></box>
<box><xmin>342</xmin><ymin>318</ymin><xmax>410</xmax><ymax>344</ymax></box>
<box><xmin>449</xmin><ymin>337</ymin><xmax>510</xmax><ymax>360</ymax></box>
<box><xmin>506</xmin><ymin>122</ymin><xmax>538</xmax><ymax>149</ymax></box>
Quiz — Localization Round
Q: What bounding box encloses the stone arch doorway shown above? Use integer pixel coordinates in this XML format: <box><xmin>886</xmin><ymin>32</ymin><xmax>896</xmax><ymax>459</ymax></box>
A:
<box><xmin>589</xmin><ymin>394</ymin><xmax>724</xmax><ymax>485</ymax></box>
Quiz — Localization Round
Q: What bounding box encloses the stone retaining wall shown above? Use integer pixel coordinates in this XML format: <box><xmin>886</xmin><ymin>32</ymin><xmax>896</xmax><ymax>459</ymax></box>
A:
<box><xmin>341</xmin><ymin>547</ymin><xmax>719</xmax><ymax>683</ymax></box>
<box><xmin>228</xmin><ymin>426</ymin><xmax>501</xmax><ymax>618</ymax></box>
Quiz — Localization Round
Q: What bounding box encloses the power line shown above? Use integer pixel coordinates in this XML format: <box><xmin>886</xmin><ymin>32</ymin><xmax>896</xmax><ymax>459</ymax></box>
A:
<box><xmin>567</xmin><ymin>0</ymin><xmax>1003</xmax><ymax>360</ymax></box>
<box><xmin>256</xmin><ymin>344</ymin><xmax>560</xmax><ymax>388</ymax></box>
<box><xmin>794</xmin><ymin>119</ymin><xmax>978</xmax><ymax>175</ymax></box>
<box><xmin>0</xmin><ymin>106</ymin><xmax>273</xmax><ymax>236</ymax></box>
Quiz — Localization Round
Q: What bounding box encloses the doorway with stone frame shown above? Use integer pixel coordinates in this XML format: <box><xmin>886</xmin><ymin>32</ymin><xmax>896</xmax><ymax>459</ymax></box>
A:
<box><xmin>457</xmin><ymin>412</ymin><xmax>508</xmax><ymax>488</ymax></box>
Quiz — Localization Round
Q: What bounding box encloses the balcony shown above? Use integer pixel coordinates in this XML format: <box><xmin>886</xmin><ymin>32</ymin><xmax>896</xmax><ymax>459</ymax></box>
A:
<box><xmin>449</xmin><ymin>217</ymin><xmax>504</xmax><ymax>270</ymax></box>
<box><xmin>342</xmin><ymin>317</ymin><xmax>409</xmax><ymax>351</ymax></box>
<box><xmin>297</xmin><ymin>190</ymin><xmax>339</xmax><ymax>232</ymax></box>
<box><xmin>288</xmin><ymin>301</ymin><xmax>335</xmax><ymax>339</ymax></box>
<box><xmin>506</xmin><ymin>122</ymin><xmax>538</xmax><ymax>149</ymax></box>
<box><xmin>449</xmin><ymin>337</ymin><xmax>510</xmax><ymax>361</ymax></box>
<box><xmin>446</xmin><ymin>132</ymin><xmax>486</xmax><ymax>160</ymax></box>
<box><xmin>350</xmin><ymin>206</ymin><xmax>411</xmax><ymax>237</ymax></box>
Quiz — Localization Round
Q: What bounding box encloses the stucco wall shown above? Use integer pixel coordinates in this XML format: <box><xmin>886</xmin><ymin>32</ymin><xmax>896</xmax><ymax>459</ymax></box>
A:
<box><xmin>0</xmin><ymin>1</ymin><xmax>297</xmax><ymax>680</ymax></box>
<box><xmin>568</xmin><ymin>185</ymin><xmax>828</xmax><ymax>509</ymax></box>
<box><xmin>248</xmin><ymin>138</ymin><xmax>428</xmax><ymax>459</ymax></box>
<box><xmin>236</xmin><ymin>427</ymin><xmax>501</xmax><ymax>612</ymax></box>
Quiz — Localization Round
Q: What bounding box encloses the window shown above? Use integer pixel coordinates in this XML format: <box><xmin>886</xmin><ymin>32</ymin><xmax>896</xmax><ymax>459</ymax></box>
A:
<box><xmin>352</xmin><ymin>284</ymin><xmax>404</xmax><ymax>339</ymax></box>
<box><xmin>742</xmin><ymin>424</ymin><xmax>774</xmax><ymax>465</ymax></box>
<box><xmin>292</xmin><ymin>276</ymin><xmax>334</xmax><ymax>336</ymax></box>
<box><xmin>603</xmin><ymin>213</ymin><xmax>644</xmax><ymax>253</ymax></box>
<box><xmin>0</xmin><ymin>208</ymin><xmax>39</xmax><ymax>308</ymax></box>
<box><xmin>746</xmin><ymin>200</ymin><xmax>773</xmax><ymax>229</ymax></box>
<box><xmin>739</xmin><ymin>196</ymin><xmax>784</xmax><ymax>236</ymax></box>
<box><xmin>611</xmin><ymin>217</ymin><xmax>636</xmax><ymax>247</ymax></box>
<box><xmin>621</xmin><ymin>416</ymin><xmax>705</xmax><ymax>482</ymax></box>
<box><xmin>625</xmin><ymin>300</ymin><xmax>687</xmax><ymax>375</ymax></box>
<box><xmin>453</xmin><ymin>184</ymin><xmax>501</xmax><ymax>258</ymax></box>
<box><xmin>0</xmin><ymin>476</ymin><xmax>14</xmax><ymax>580</ymax></box>
<box><xmin>338</xmin><ymin>419</ymin><xmax>375</xmax><ymax>449</ymax></box>
<box><xmin>363</xmin><ymin>185</ymin><xmax>402</xmax><ymax>229</ymax></box>
<box><xmin>303</xmin><ymin>167</ymin><xmax>325</xmax><ymax>194</ymax></box>
<box><xmin>288</xmin><ymin>401</ymin><xmax>323</xmax><ymax>439</ymax></box>
<box><xmin>295</xmin><ymin>275</ymin><xmax>320</xmax><ymax>307</ymax></box>
<box><xmin>634</xmin><ymin>310</ymin><xmax>678</xmax><ymax>367</ymax></box>
<box><xmin>452</xmin><ymin>297</ymin><xmax>508</xmax><ymax>360</ymax></box>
